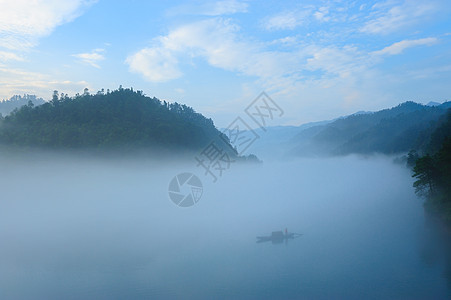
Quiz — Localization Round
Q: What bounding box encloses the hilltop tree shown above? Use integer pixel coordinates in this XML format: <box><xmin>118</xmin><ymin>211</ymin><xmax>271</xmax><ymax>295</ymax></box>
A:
<box><xmin>0</xmin><ymin>87</ymin><xmax>234</xmax><ymax>154</ymax></box>
<box><xmin>412</xmin><ymin>154</ymin><xmax>438</xmax><ymax>196</ymax></box>
<box><xmin>412</xmin><ymin>110</ymin><xmax>451</xmax><ymax>221</ymax></box>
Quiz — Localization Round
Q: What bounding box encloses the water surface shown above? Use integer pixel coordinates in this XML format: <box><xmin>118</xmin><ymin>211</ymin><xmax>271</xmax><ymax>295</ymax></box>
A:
<box><xmin>1</xmin><ymin>155</ymin><xmax>449</xmax><ymax>299</ymax></box>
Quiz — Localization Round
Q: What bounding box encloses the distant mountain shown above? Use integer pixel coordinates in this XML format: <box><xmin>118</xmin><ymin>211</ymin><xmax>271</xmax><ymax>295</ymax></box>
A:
<box><xmin>0</xmin><ymin>88</ymin><xmax>235</xmax><ymax>155</ymax></box>
<box><xmin>219</xmin><ymin>101</ymin><xmax>451</xmax><ymax>160</ymax></box>
<box><xmin>351</xmin><ymin>110</ymin><xmax>373</xmax><ymax>115</ymax></box>
<box><xmin>426</xmin><ymin>101</ymin><xmax>441</xmax><ymax>107</ymax></box>
<box><xmin>289</xmin><ymin>101</ymin><xmax>451</xmax><ymax>157</ymax></box>
<box><xmin>0</xmin><ymin>95</ymin><xmax>45</xmax><ymax>116</ymax></box>
<box><xmin>230</xmin><ymin>119</ymin><xmax>335</xmax><ymax>161</ymax></box>
<box><xmin>237</xmin><ymin>109</ymin><xmax>405</xmax><ymax>160</ymax></box>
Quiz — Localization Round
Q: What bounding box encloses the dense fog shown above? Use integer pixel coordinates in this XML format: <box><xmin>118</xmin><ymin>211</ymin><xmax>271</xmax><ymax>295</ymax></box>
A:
<box><xmin>1</xmin><ymin>153</ymin><xmax>450</xmax><ymax>299</ymax></box>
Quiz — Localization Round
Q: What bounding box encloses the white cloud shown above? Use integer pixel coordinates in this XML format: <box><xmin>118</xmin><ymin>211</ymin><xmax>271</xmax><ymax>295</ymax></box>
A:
<box><xmin>202</xmin><ymin>0</ymin><xmax>248</xmax><ymax>16</ymax></box>
<box><xmin>268</xmin><ymin>36</ymin><xmax>300</xmax><ymax>48</ymax></box>
<box><xmin>126</xmin><ymin>19</ymin><xmax>235</xmax><ymax>81</ymax></box>
<box><xmin>126</xmin><ymin>18</ymin><xmax>301</xmax><ymax>84</ymax></box>
<box><xmin>305</xmin><ymin>45</ymin><xmax>368</xmax><ymax>78</ymax></box>
<box><xmin>263</xmin><ymin>9</ymin><xmax>312</xmax><ymax>30</ymax></box>
<box><xmin>126</xmin><ymin>17</ymin><xmax>376</xmax><ymax>97</ymax></box>
<box><xmin>0</xmin><ymin>51</ymin><xmax>23</xmax><ymax>62</ymax></box>
<box><xmin>167</xmin><ymin>0</ymin><xmax>247</xmax><ymax>16</ymax></box>
<box><xmin>314</xmin><ymin>6</ymin><xmax>330</xmax><ymax>22</ymax></box>
<box><xmin>126</xmin><ymin>48</ymin><xmax>182</xmax><ymax>82</ymax></box>
<box><xmin>263</xmin><ymin>2</ymin><xmax>354</xmax><ymax>31</ymax></box>
<box><xmin>72</xmin><ymin>48</ymin><xmax>105</xmax><ymax>68</ymax></box>
<box><xmin>0</xmin><ymin>0</ymin><xmax>96</xmax><ymax>50</ymax></box>
<box><xmin>0</xmin><ymin>66</ymin><xmax>88</xmax><ymax>100</ymax></box>
<box><xmin>126</xmin><ymin>13</ymin><xmax>446</xmax><ymax>123</ymax></box>
<box><xmin>372</xmin><ymin>37</ymin><xmax>438</xmax><ymax>55</ymax></box>
<box><xmin>360</xmin><ymin>0</ymin><xmax>437</xmax><ymax>34</ymax></box>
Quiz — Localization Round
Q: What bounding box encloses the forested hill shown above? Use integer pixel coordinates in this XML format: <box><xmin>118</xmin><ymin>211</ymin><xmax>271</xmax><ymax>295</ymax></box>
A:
<box><xmin>0</xmin><ymin>88</ymin><xmax>234</xmax><ymax>154</ymax></box>
<box><xmin>290</xmin><ymin>101</ymin><xmax>451</xmax><ymax>156</ymax></box>
<box><xmin>411</xmin><ymin>109</ymin><xmax>451</xmax><ymax>223</ymax></box>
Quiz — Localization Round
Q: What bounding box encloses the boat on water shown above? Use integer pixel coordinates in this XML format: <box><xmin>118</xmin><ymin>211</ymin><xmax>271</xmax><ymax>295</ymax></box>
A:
<box><xmin>256</xmin><ymin>229</ymin><xmax>302</xmax><ymax>244</ymax></box>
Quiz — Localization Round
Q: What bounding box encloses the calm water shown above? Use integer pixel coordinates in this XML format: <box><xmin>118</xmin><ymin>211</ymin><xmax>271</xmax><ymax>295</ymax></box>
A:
<box><xmin>1</xmin><ymin>155</ymin><xmax>450</xmax><ymax>299</ymax></box>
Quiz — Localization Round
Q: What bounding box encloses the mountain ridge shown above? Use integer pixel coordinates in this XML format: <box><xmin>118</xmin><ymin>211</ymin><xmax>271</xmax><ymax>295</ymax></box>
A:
<box><xmin>290</xmin><ymin>101</ymin><xmax>451</xmax><ymax>156</ymax></box>
<box><xmin>241</xmin><ymin>101</ymin><xmax>450</xmax><ymax>159</ymax></box>
<box><xmin>0</xmin><ymin>88</ymin><xmax>236</xmax><ymax>156</ymax></box>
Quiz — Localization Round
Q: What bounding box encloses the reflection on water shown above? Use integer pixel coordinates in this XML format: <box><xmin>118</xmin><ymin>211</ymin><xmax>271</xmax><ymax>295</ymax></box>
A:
<box><xmin>0</xmin><ymin>155</ymin><xmax>450</xmax><ymax>299</ymax></box>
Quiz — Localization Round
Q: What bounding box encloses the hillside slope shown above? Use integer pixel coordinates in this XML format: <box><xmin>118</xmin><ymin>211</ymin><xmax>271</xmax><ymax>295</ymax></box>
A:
<box><xmin>0</xmin><ymin>88</ymin><xmax>234</xmax><ymax>154</ymax></box>
<box><xmin>290</xmin><ymin>101</ymin><xmax>451</xmax><ymax>156</ymax></box>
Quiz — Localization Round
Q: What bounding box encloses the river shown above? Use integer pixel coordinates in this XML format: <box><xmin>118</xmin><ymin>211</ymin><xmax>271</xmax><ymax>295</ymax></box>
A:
<box><xmin>0</xmin><ymin>154</ymin><xmax>450</xmax><ymax>299</ymax></box>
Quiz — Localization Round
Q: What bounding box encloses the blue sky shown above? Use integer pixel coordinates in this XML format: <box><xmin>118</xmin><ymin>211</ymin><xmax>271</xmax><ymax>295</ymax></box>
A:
<box><xmin>0</xmin><ymin>0</ymin><xmax>450</xmax><ymax>127</ymax></box>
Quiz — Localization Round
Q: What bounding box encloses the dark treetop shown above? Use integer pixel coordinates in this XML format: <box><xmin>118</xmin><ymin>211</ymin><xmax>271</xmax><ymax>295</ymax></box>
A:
<box><xmin>0</xmin><ymin>88</ymin><xmax>235</xmax><ymax>155</ymax></box>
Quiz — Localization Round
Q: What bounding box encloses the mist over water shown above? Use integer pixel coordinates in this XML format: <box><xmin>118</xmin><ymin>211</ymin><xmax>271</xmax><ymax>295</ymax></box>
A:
<box><xmin>1</xmin><ymin>153</ymin><xmax>450</xmax><ymax>299</ymax></box>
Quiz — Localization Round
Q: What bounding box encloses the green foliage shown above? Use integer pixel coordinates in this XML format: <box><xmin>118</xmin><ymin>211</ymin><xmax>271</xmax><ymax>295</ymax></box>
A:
<box><xmin>407</xmin><ymin>150</ymin><xmax>419</xmax><ymax>167</ymax></box>
<box><xmin>292</xmin><ymin>101</ymin><xmax>451</xmax><ymax>156</ymax></box>
<box><xmin>427</xmin><ymin>109</ymin><xmax>451</xmax><ymax>153</ymax></box>
<box><xmin>412</xmin><ymin>110</ymin><xmax>451</xmax><ymax>222</ymax></box>
<box><xmin>337</xmin><ymin>104</ymin><xmax>449</xmax><ymax>155</ymax></box>
<box><xmin>0</xmin><ymin>88</ymin><xmax>232</xmax><ymax>153</ymax></box>
<box><xmin>412</xmin><ymin>154</ymin><xmax>438</xmax><ymax>196</ymax></box>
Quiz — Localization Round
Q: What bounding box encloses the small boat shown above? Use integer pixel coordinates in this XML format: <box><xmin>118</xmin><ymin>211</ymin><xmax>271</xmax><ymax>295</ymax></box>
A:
<box><xmin>256</xmin><ymin>229</ymin><xmax>302</xmax><ymax>244</ymax></box>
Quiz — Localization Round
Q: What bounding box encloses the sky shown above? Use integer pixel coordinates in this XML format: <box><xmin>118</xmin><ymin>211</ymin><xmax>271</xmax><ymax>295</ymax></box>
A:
<box><xmin>0</xmin><ymin>0</ymin><xmax>450</xmax><ymax>127</ymax></box>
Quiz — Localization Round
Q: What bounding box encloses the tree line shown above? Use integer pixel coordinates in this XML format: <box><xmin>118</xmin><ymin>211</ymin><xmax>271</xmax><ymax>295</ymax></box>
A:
<box><xmin>0</xmin><ymin>87</ymin><xmax>233</xmax><ymax>154</ymax></box>
<box><xmin>411</xmin><ymin>109</ymin><xmax>451</xmax><ymax>222</ymax></box>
